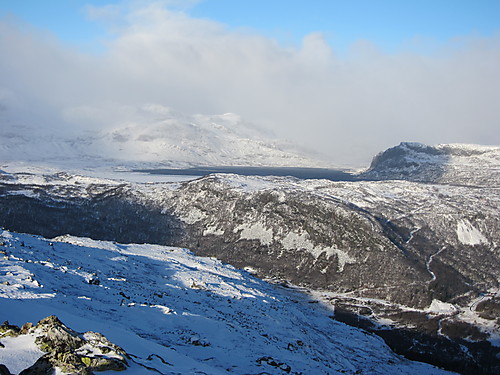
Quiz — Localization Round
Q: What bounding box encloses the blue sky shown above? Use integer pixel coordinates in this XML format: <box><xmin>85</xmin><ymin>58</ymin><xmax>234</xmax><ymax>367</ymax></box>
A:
<box><xmin>1</xmin><ymin>0</ymin><xmax>499</xmax><ymax>54</ymax></box>
<box><xmin>1</xmin><ymin>1</ymin><xmax>499</xmax><ymax>166</ymax></box>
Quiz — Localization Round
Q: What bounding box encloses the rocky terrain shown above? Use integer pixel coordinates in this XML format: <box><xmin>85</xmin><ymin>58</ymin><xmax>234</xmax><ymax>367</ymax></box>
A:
<box><xmin>0</xmin><ymin>142</ymin><xmax>498</xmax><ymax>373</ymax></box>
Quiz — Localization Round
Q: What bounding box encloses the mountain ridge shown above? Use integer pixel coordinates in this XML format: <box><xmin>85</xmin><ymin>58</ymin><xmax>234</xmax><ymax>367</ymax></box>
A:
<box><xmin>0</xmin><ymin>141</ymin><xmax>498</xmax><ymax>373</ymax></box>
<box><xmin>361</xmin><ymin>142</ymin><xmax>500</xmax><ymax>187</ymax></box>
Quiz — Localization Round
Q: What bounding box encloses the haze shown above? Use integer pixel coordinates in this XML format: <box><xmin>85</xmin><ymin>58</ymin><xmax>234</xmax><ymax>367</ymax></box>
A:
<box><xmin>1</xmin><ymin>0</ymin><xmax>499</xmax><ymax>166</ymax></box>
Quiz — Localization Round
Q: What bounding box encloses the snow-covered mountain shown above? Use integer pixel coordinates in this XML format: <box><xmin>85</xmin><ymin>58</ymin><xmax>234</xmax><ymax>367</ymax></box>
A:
<box><xmin>0</xmin><ymin>230</ymin><xmax>452</xmax><ymax>375</ymax></box>
<box><xmin>0</xmin><ymin>106</ymin><xmax>331</xmax><ymax>169</ymax></box>
<box><xmin>0</xmin><ymin>142</ymin><xmax>498</xmax><ymax>374</ymax></box>
<box><xmin>361</xmin><ymin>142</ymin><xmax>500</xmax><ymax>187</ymax></box>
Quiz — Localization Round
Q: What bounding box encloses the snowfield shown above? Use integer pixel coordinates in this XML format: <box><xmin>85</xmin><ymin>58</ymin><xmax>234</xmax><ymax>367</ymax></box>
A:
<box><xmin>0</xmin><ymin>230</ymin><xmax>454</xmax><ymax>374</ymax></box>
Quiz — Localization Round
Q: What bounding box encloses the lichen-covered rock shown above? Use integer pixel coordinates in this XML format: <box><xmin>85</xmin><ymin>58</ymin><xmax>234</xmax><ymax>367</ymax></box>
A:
<box><xmin>0</xmin><ymin>321</ymin><xmax>20</xmax><ymax>338</ymax></box>
<box><xmin>35</xmin><ymin>315</ymin><xmax>84</xmax><ymax>353</ymax></box>
<box><xmin>13</xmin><ymin>315</ymin><xmax>130</xmax><ymax>375</ymax></box>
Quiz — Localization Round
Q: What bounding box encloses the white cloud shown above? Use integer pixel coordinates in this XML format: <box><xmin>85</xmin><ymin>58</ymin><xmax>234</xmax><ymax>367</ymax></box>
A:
<box><xmin>1</xmin><ymin>2</ymin><xmax>499</xmax><ymax>166</ymax></box>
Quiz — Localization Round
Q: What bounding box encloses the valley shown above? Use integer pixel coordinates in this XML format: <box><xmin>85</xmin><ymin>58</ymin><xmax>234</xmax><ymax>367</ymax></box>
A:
<box><xmin>0</xmin><ymin>142</ymin><xmax>499</xmax><ymax>374</ymax></box>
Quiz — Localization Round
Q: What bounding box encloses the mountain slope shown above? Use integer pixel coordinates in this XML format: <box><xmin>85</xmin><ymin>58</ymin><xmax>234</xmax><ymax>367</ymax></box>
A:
<box><xmin>0</xmin><ymin>142</ymin><xmax>498</xmax><ymax>373</ymax></box>
<box><xmin>361</xmin><ymin>142</ymin><xmax>500</xmax><ymax>187</ymax></box>
<box><xmin>0</xmin><ymin>230</ymin><xmax>452</xmax><ymax>375</ymax></box>
<box><xmin>0</xmin><ymin>106</ymin><xmax>330</xmax><ymax>169</ymax></box>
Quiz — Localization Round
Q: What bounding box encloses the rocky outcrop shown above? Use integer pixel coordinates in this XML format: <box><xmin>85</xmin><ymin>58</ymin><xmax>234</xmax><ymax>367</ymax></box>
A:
<box><xmin>1</xmin><ymin>316</ymin><xmax>128</xmax><ymax>375</ymax></box>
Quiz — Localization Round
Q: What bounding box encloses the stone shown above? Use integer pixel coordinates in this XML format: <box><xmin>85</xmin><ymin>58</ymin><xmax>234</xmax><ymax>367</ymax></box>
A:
<box><xmin>0</xmin><ymin>364</ymin><xmax>10</xmax><ymax>375</ymax></box>
<box><xmin>0</xmin><ymin>321</ymin><xmax>20</xmax><ymax>338</ymax></box>
<box><xmin>28</xmin><ymin>316</ymin><xmax>129</xmax><ymax>374</ymax></box>
<box><xmin>20</xmin><ymin>322</ymin><xmax>33</xmax><ymax>334</ymax></box>
<box><xmin>18</xmin><ymin>355</ymin><xmax>53</xmax><ymax>375</ymax></box>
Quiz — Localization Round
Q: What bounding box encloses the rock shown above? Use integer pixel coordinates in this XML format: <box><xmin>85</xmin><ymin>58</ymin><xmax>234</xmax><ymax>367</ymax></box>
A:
<box><xmin>35</xmin><ymin>315</ymin><xmax>84</xmax><ymax>353</ymax></box>
<box><xmin>82</xmin><ymin>356</ymin><xmax>127</xmax><ymax>372</ymax></box>
<box><xmin>18</xmin><ymin>355</ymin><xmax>53</xmax><ymax>375</ymax></box>
<box><xmin>29</xmin><ymin>315</ymin><xmax>128</xmax><ymax>374</ymax></box>
<box><xmin>0</xmin><ymin>364</ymin><xmax>11</xmax><ymax>375</ymax></box>
<box><xmin>20</xmin><ymin>322</ymin><xmax>33</xmax><ymax>334</ymax></box>
<box><xmin>0</xmin><ymin>321</ymin><xmax>20</xmax><ymax>337</ymax></box>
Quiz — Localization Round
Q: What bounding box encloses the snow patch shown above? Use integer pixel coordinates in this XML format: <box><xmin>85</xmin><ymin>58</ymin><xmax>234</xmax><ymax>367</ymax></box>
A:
<box><xmin>456</xmin><ymin>220</ymin><xmax>489</xmax><ymax>246</ymax></box>
<box><xmin>179</xmin><ymin>207</ymin><xmax>207</xmax><ymax>224</ymax></box>
<box><xmin>234</xmin><ymin>222</ymin><xmax>273</xmax><ymax>246</ymax></box>
<box><xmin>427</xmin><ymin>299</ymin><xmax>457</xmax><ymax>314</ymax></box>
<box><xmin>0</xmin><ymin>334</ymin><xmax>44</xmax><ymax>374</ymax></box>
<box><xmin>203</xmin><ymin>224</ymin><xmax>225</xmax><ymax>236</ymax></box>
<box><xmin>281</xmin><ymin>232</ymin><xmax>355</xmax><ymax>271</ymax></box>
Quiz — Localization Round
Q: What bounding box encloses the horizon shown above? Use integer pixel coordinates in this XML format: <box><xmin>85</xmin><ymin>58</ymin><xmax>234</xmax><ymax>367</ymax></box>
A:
<box><xmin>1</xmin><ymin>0</ymin><xmax>499</xmax><ymax>166</ymax></box>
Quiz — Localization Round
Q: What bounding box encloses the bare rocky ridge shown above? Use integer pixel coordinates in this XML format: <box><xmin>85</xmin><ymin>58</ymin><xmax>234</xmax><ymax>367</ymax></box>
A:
<box><xmin>0</xmin><ymin>142</ymin><xmax>498</xmax><ymax>373</ymax></box>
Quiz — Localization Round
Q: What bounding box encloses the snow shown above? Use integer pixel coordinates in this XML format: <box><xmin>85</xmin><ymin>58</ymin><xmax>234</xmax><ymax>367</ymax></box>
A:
<box><xmin>0</xmin><ymin>333</ymin><xmax>44</xmax><ymax>374</ymax></box>
<box><xmin>234</xmin><ymin>221</ymin><xmax>274</xmax><ymax>246</ymax></box>
<box><xmin>456</xmin><ymin>219</ymin><xmax>489</xmax><ymax>246</ymax></box>
<box><xmin>427</xmin><ymin>299</ymin><xmax>458</xmax><ymax>315</ymax></box>
<box><xmin>203</xmin><ymin>224</ymin><xmax>225</xmax><ymax>236</ymax></box>
<box><xmin>0</xmin><ymin>230</ymin><xmax>453</xmax><ymax>374</ymax></box>
<box><xmin>0</xmin><ymin>107</ymin><xmax>336</xmax><ymax>170</ymax></box>
<box><xmin>281</xmin><ymin>231</ymin><xmax>356</xmax><ymax>271</ymax></box>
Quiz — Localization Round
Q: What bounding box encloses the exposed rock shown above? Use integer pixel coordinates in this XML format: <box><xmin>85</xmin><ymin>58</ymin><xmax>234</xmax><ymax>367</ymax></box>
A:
<box><xmin>7</xmin><ymin>315</ymin><xmax>131</xmax><ymax>375</ymax></box>
<box><xmin>35</xmin><ymin>315</ymin><xmax>85</xmax><ymax>353</ymax></box>
<box><xmin>20</xmin><ymin>322</ymin><xmax>33</xmax><ymax>335</ymax></box>
<box><xmin>0</xmin><ymin>321</ymin><xmax>20</xmax><ymax>338</ymax></box>
<box><xmin>0</xmin><ymin>364</ymin><xmax>11</xmax><ymax>375</ymax></box>
<box><xmin>476</xmin><ymin>298</ymin><xmax>500</xmax><ymax>321</ymax></box>
<box><xmin>18</xmin><ymin>355</ymin><xmax>53</xmax><ymax>375</ymax></box>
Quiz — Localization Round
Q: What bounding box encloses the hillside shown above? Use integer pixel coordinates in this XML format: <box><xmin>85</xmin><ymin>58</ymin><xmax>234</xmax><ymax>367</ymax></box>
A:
<box><xmin>0</xmin><ymin>142</ymin><xmax>498</xmax><ymax>373</ymax></box>
<box><xmin>361</xmin><ymin>142</ymin><xmax>500</xmax><ymax>187</ymax></box>
<box><xmin>0</xmin><ymin>230</ymin><xmax>452</xmax><ymax>375</ymax></box>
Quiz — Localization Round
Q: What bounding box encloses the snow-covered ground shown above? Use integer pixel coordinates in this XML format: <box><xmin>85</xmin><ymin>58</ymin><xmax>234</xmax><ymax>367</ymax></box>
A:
<box><xmin>0</xmin><ymin>230</ymin><xmax>454</xmax><ymax>374</ymax></box>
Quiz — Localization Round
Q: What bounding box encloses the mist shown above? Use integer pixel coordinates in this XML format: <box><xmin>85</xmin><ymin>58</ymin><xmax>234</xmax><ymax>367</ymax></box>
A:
<box><xmin>1</xmin><ymin>2</ymin><xmax>499</xmax><ymax>166</ymax></box>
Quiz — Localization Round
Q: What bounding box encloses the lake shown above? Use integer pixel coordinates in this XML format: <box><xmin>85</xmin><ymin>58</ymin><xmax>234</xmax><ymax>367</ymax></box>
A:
<box><xmin>135</xmin><ymin>166</ymin><xmax>358</xmax><ymax>181</ymax></box>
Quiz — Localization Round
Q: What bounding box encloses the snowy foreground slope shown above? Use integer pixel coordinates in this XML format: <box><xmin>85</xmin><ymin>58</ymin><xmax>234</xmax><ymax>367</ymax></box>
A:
<box><xmin>0</xmin><ymin>230</ymin><xmax>453</xmax><ymax>374</ymax></box>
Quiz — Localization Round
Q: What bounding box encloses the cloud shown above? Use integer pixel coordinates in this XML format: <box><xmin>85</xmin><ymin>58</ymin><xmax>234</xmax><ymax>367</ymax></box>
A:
<box><xmin>1</xmin><ymin>2</ymin><xmax>499</xmax><ymax>166</ymax></box>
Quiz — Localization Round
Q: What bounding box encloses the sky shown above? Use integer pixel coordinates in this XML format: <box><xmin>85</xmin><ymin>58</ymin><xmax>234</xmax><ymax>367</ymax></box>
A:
<box><xmin>1</xmin><ymin>0</ymin><xmax>499</xmax><ymax>166</ymax></box>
